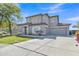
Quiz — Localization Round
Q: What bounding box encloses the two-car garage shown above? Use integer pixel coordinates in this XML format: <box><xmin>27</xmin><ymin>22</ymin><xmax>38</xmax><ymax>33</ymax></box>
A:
<box><xmin>47</xmin><ymin>26</ymin><xmax>69</xmax><ymax>36</ymax></box>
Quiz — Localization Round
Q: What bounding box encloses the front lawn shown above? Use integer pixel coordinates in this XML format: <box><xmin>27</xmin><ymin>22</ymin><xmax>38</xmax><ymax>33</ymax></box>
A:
<box><xmin>0</xmin><ymin>36</ymin><xmax>31</xmax><ymax>44</ymax></box>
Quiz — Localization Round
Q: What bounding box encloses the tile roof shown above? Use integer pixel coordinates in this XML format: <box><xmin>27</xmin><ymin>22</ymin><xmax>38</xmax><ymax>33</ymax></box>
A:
<box><xmin>17</xmin><ymin>23</ymin><xmax>48</xmax><ymax>26</ymax></box>
<box><xmin>58</xmin><ymin>23</ymin><xmax>71</xmax><ymax>26</ymax></box>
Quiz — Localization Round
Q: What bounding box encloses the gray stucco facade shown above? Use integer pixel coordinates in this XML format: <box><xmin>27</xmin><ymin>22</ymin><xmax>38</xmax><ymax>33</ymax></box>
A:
<box><xmin>17</xmin><ymin>14</ymin><xmax>70</xmax><ymax>36</ymax></box>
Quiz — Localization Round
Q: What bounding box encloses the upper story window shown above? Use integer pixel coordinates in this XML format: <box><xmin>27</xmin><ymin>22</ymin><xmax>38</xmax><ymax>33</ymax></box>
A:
<box><xmin>49</xmin><ymin>16</ymin><xmax>59</xmax><ymax>26</ymax></box>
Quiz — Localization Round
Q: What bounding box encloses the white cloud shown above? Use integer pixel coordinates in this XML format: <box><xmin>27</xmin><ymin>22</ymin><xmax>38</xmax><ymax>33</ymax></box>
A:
<box><xmin>49</xmin><ymin>3</ymin><xmax>65</xmax><ymax>13</ymax></box>
<box><xmin>41</xmin><ymin>3</ymin><xmax>65</xmax><ymax>13</ymax></box>
<box><xmin>50</xmin><ymin>3</ymin><xmax>64</xmax><ymax>10</ymax></box>
<box><xmin>41</xmin><ymin>3</ymin><xmax>64</xmax><ymax>10</ymax></box>
<box><xmin>66</xmin><ymin>16</ymin><xmax>79</xmax><ymax>21</ymax></box>
<box><xmin>47</xmin><ymin>9</ymin><xmax>65</xmax><ymax>13</ymax></box>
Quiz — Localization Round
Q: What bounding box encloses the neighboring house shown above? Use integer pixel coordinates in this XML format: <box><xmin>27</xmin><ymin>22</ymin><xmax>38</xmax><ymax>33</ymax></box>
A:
<box><xmin>69</xmin><ymin>30</ymin><xmax>77</xmax><ymax>35</ymax></box>
<box><xmin>17</xmin><ymin>14</ymin><xmax>70</xmax><ymax>36</ymax></box>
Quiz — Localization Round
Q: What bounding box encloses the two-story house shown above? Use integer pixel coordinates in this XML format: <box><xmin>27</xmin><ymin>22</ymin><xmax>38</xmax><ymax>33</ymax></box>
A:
<box><xmin>17</xmin><ymin>14</ymin><xmax>70</xmax><ymax>36</ymax></box>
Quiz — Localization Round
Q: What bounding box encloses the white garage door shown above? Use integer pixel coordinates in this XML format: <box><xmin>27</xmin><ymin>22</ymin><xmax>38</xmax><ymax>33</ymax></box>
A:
<box><xmin>49</xmin><ymin>28</ymin><xmax>67</xmax><ymax>36</ymax></box>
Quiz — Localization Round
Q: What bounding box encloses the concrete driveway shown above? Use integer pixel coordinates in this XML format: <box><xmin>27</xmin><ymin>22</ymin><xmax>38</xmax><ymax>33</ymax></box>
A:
<box><xmin>0</xmin><ymin>37</ymin><xmax>79</xmax><ymax>56</ymax></box>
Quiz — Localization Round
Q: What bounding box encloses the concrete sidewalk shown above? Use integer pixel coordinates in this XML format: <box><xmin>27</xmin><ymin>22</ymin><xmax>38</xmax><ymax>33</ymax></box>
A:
<box><xmin>0</xmin><ymin>37</ymin><xmax>79</xmax><ymax>56</ymax></box>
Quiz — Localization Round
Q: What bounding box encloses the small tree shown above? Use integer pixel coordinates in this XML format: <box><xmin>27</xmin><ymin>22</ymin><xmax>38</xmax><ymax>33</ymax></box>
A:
<box><xmin>0</xmin><ymin>3</ymin><xmax>21</xmax><ymax>35</ymax></box>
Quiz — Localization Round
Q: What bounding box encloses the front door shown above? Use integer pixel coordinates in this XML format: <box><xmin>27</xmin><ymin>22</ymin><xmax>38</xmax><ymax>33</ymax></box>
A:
<box><xmin>24</xmin><ymin>26</ymin><xmax>27</xmax><ymax>35</ymax></box>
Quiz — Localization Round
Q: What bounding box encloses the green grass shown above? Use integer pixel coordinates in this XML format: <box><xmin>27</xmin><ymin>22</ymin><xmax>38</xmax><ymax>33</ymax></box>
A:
<box><xmin>0</xmin><ymin>36</ymin><xmax>31</xmax><ymax>44</ymax></box>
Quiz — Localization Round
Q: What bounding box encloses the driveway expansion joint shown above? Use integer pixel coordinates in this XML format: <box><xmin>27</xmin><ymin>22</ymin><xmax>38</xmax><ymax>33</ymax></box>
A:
<box><xmin>13</xmin><ymin>45</ymin><xmax>47</xmax><ymax>56</ymax></box>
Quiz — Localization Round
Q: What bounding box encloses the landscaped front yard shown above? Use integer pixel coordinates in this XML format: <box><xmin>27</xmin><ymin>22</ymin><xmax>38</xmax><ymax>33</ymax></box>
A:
<box><xmin>0</xmin><ymin>36</ymin><xmax>31</xmax><ymax>44</ymax></box>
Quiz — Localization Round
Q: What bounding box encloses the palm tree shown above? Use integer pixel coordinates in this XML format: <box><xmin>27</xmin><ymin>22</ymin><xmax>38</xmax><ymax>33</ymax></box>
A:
<box><xmin>0</xmin><ymin>3</ymin><xmax>21</xmax><ymax>35</ymax></box>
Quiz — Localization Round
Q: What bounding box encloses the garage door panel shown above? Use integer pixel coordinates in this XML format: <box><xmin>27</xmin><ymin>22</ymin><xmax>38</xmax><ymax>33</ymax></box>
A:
<box><xmin>50</xmin><ymin>28</ymin><xmax>67</xmax><ymax>35</ymax></box>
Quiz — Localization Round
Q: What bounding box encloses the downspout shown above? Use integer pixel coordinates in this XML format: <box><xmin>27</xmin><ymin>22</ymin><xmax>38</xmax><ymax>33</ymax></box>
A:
<box><xmin>48</xmin><ymin>16</ymin><xmax>51</xmax><ymax>35</ymax></box>
<box><xmin>41</xmin><ymin>14</ymin><xmax>43</xmax><ymax>35</ymax></box>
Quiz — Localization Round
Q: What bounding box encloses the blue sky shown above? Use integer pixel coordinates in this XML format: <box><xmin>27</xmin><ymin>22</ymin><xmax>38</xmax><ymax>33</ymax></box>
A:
<box><xmin>18</xmin><ymin>3</ymin><xmax>79</xmax><ymax>30</ymax></box>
